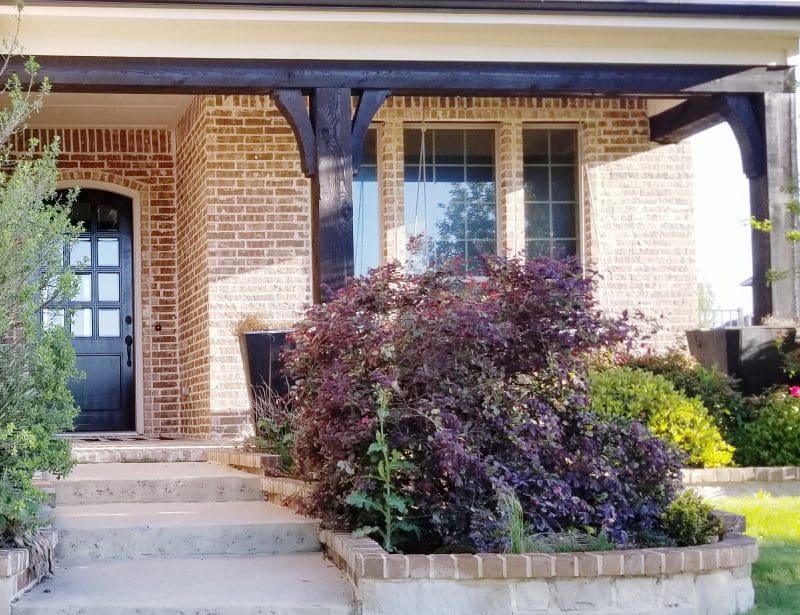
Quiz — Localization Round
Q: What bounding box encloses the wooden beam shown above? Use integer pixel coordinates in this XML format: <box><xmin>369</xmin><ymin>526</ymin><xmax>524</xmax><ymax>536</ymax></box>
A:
<box><xmin>649</xmin><ymin>97</ymin><xmax>726</xmax><ymax>144</ymax></box>
<box><xmin>716</xmin><ymin>95</ymin><xmax>767</xmax><ymax>179</ymax></box>
<box><xmin>273</xmin><ymin>89</ymin><xmax>316</xmax><ymax>176</ymax></box>
<box><xmin>351</xmin><ymin>89</ymin><xmax>389</xmax><ymax>173</ymax></box>
<box><xmin>311</xmin><ymin>88</ymin><xmax>355</xmax><ymax>298</ymax></box>
<box><xmin>13</xmin><ymin>57</ymin><xmax>790</xmax><ymax>96</ymax></box>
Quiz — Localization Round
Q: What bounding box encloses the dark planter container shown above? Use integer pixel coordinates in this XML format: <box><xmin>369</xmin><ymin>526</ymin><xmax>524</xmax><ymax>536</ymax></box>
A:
<box><xmin>686</xmin><ymin>326</ymin><xmax>797</xmax><ymax>395</ymax></box>
<box><xmin>238</xmin><ymin>330</ymin><xmax>292</xmax><ymax>405</ymax></box>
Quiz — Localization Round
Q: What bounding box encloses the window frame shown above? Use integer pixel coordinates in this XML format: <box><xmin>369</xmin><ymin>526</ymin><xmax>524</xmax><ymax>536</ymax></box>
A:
<box><xmin>521</xmin><ymin>122</ymin><xmax>585</xmax><ymax>266</ymax></box>
<box><xmin>401</xmin><ymin>122</ymin><xmax>502</xmax><ymax>269</ymax></box>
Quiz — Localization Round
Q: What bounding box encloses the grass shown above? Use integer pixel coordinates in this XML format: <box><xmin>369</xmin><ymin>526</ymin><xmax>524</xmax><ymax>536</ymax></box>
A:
<box><xmin>713</xmin><ymin>494</ymin><xmax>800</xmax><ymax>614</ymax></box>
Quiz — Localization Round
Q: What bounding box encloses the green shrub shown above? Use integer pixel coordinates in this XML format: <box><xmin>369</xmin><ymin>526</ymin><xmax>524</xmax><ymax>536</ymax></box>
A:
<box><xmin>735</xmin><ymin>390</ymin><xmax>800</xmax><ymax>466</ymax></box>
<box><xmin>624</xmin><ymin>350</ymin><xmax>748</xmax><ymax>438</ymax></box>
<box><xmin>245</xmin><ymin>386</ymin><xmax>295</xmax><ymax>472</ymax></box>
<box><xmin>662</xmin><ymin>490</ymin><xmax>724</xmax><ymax>546</ymax></box>
<box><xmin>0</xmin><ymin>51</ymin><xmax>80</xmax><ymax>544</ymax></box>
<box><xmin>590</xmin><ymin>367</ymin><xmax>734</xmax><ymax>467</ymax></box>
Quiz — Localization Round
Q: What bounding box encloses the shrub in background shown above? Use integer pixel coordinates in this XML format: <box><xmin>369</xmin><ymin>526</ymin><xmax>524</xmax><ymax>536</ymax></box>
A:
<box><xmin>0</xmin><ymin>53</ymin><xmax>79</xmax><ymax>543</ymax></box>
<box><xmin>735</xmin><ymin>389</ymin><xmax>800</xmax><ymax>466</ymax></box>
<box><xmin>662</xmin><ymin>490</ymin><xmax>724</xmax><ymax>547</ymax></box>
<box><xmin>285</xmin><ymin>257</ymin><xmax>683</xmax><ymax>552</ymax></box>
<box><xmin>624</xmin><ymin>349</ymin><xmax>748</xmax><ymax>438</ymax></box>
<box><xmin>590</xmin><ymin>367</ymin><xmax>734</xmax><ymax>468</ymax></box>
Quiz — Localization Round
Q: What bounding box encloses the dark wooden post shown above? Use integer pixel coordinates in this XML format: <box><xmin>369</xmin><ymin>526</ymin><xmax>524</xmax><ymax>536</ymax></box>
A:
<box><xmin>311</xmin><ymin>88</ymin><xmax>354</xmax><ymax>301</ymax></box>
<box><xmin>275</xmin><ymin>87</ymin><xmax>389</xmax><ymax>302</ymax></box>
<box><xmin>744</xmin><ymin>93</ymin><xmax>798</xmax><ymax>321</ymax></box>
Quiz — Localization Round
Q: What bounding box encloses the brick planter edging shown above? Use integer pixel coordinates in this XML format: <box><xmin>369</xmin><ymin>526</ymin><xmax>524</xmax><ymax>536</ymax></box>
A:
<box><xmin>1</xmin><ymin>528</ymin><xmax>57</xmax><ymax>615</ymax></box>
<box><xmin>319</xmin><ymin>530</ymin><xmax>758</xmax><ymax>582</ymax></box>
<box><xmin>682</xmin><ymin>466</ymin><xmax>800</xmax><ymax>484</ymax></box>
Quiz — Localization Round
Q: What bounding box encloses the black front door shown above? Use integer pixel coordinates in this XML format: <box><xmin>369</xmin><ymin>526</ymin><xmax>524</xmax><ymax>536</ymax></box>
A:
<box><xmin>64</xmin><ymin>190</ymin><xmax>136</xmax><ymax>431</ymax></box>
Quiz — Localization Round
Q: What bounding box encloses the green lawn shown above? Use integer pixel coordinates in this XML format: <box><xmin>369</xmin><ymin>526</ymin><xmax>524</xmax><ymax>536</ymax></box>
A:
<box><xmin>713</xmin><ymin>494</ymin><xmax>800</xmax><ymax>614</ymax></box>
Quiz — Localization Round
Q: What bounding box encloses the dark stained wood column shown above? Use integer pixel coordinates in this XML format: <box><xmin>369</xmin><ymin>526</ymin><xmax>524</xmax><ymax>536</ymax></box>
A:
<box><xmin>311</xmin><ymin>88</ymin><xmax>354</xmax><ymax>301</ymax></box>
<box><xmin>275</xmin><ymin>87</ymin><xmax>389</xmax><ymax>301</ymax></box>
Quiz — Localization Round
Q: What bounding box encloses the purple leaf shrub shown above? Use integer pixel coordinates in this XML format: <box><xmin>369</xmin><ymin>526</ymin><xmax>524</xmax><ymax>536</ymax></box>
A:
<box><xmin>284</xmin><ymin>257</ymin><xmax>682</xmax><ymax>552</ymax></box>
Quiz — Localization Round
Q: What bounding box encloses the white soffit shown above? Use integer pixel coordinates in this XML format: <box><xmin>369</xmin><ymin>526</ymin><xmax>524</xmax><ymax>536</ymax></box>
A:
<box><xmin>2</xmin><ymin>5</ymin><xmax>800</xmax><ymax>66</ymax></box>
<box><xmin>29</xmin><ymin>93</ymin><xmax>194</xmax><ymax>128</ymax></box>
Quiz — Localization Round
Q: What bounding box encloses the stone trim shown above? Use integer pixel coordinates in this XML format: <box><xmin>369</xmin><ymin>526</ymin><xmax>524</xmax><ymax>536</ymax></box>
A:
<box><xmin>1</xmin><ymin>529</ymin><xmax>57</xmax><ymax>615</ymax></box>
<box><xmin>682</xmin><ymin>466</ymin><xmax>800</xmax><ymax>484</ymax></box>
<box><xmin>319</xmin><ymin>530</ymin><xmax>758</xmax><ymax>582</ymax></box>
<box><xmin>207</xmin><ymin>450</ymin><xmax>280</xmax><ymax>474</ymax></box>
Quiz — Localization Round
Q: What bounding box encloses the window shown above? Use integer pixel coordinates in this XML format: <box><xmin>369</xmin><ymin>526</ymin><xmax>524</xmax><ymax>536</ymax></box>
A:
<box><xmin>523</xmin><ymin>128</ymin><xmax>579</xmax><ymax>259</ymax></box>
<box><xmin>353</xmin><ymin>128</ymin><xmax>381</xmax><ymax>276</ymax></box>
<box><xmin>403</xmin><ymin>127</ymin><xmax>496</xmax><ymax>272</ymax></box>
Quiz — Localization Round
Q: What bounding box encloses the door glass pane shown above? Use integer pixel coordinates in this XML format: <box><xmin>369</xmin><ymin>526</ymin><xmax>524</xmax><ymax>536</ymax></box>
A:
<box><xmin>97</xmin><ymin>204</ymin><xmax>120</xmax><ymax>231</ymax></box>
<box><xmin>70</xmin><ymin>238</ymin><xmax>92</xmax><ymax>267</ymax></box>
<box><xmin>353</xmin><ymin>128</ymin><xmax>380</xmax><ymax>277</ymax></box>
<box><xmin>72</xmin><ymin>308</ymin><xmax>93</xmax><ymax>338</ymax></box>
<box><xmin>74</xmin><ymin>274</ymin><xmax>92</xmax><ymax>302</ymax></box>
<box><xmin>97</xmin><ymin>238</ymin><xmax>119</xmax><ymax>267</ymax></box>
<box><xmin>98</xmin><ymin>309</ymin><xmax>120</xmax><ymax>338</ymax></box>
<box><xmin>98</xmin><ymin>273</ymin><xmax>120</xmax><ymax>302</ymax></box>
<box><xmin>43</xmin><ymin>309</ymin><xmax>65</xmax><ymax>330</ymax></box>
<box><xmin>70</xmin><ymin>201</ymin><xmax>92</xmax><ymax>229</ymax></box>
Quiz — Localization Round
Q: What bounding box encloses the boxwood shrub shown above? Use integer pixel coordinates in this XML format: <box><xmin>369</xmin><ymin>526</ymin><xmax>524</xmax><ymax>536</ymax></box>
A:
<box><xmin>735</xmin><ymin>389</ymin><xmax>800</xmax><ymax>466</ymax></box>
<box><xmin>284</xmin><ymin>257</ymin><xmax>683</xmax><ymax>552</ymax></box>
<box><xmin>590</xmin><ymin>367</ymin><xmax>734</xmax><ymax>468</ymax></box>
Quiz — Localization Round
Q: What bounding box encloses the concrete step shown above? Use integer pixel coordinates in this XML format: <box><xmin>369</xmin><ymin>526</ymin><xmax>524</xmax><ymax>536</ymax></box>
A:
<box><xmin>69</xmin><ymin>438</ymin><xmax>235</xmax><ymax>463</ymax></box>
<box><xmin>12</xmin><ymin>553</ymin><xmax>355</xmax><ymax>615</ymax></box>
<box><xmin>54</xmin><ymin>501</ymin><xmax>320</xmax><ymax>564</ymax></box>
<box><xmin>54</xmin><ymin>462</ymin><xmax>263</xmax><ymax>505</ymax></box>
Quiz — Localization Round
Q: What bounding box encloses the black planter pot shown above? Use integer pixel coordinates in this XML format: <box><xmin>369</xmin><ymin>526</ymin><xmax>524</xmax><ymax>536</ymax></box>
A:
<box><xmin>686</xmin><ymin>326</ymin><xmax>797</xmax><ymax>395</ymax></box>
<box><xmin>238</xmin><ymin>330</ymin><xmax>292</xmax><ymax>405</ymax></box>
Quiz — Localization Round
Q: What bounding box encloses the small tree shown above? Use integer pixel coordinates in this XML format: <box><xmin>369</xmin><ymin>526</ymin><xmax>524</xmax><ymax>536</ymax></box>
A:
<box><xmin>0</xmin><ymin>5</ymin><xmax>80</xmax><ymax>545</ymax></box>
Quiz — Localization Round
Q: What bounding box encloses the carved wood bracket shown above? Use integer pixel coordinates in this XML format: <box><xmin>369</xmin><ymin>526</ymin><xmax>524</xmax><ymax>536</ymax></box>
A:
<box><xmin>274</xmin><ymin>88</ymin><xmax>390</xmax><ymax>176</ymax></box>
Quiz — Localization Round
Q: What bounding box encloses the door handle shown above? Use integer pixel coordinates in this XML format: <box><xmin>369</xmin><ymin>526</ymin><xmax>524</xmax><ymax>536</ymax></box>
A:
<box><xmin>125</xmin><ymin>335</ymin><xmax>133</xmax><ymax>367</ymax></box>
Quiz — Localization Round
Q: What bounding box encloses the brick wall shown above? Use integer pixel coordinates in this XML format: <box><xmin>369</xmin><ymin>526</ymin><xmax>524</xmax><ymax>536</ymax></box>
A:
<box><xmin>29</xmin><ymin>128</ymin><xmax>182</xmax><ymax>436</ymax></box>
<box><xmin>169</xmin><ymin>94</ymin><xmax>695</xmax><ymax>439</ymax></box>
<box><xmin>27</xmin><ymin>95</ymin><xmax>695</xmax><ymax>439</ymax></box>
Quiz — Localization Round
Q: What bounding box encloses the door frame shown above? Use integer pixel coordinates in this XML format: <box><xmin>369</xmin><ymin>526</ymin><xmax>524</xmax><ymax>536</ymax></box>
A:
<box><xmin>57</xmin><ymin>180</ymin><xmax>144</xmax><ymax>434</ymax></box>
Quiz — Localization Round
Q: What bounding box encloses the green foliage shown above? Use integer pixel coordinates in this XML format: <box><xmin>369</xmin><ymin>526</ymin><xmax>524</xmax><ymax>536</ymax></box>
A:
<box><xmin>624</xmin><ymin>350</ymin><xmax>748</xmax><ymax>438</ymax></box>
<box><xmin>497</xmin><ymin>492</ymin><xmax>613</xmax><ymax>554</ymax></box>
<box><xmin>590</xmin><ymin>367</ymin><xmax>734</xmax><ymax>467</ymax></box>
<box><xmin>662</xmin><ymin>490</ymin><xmax>724</xmax><ymax>547</ymax></box>
<box><xmin>346</xmin><ymin>387</ymin><xmax>419</xmax><ymax>553</ymax></box>
<box><xmin>246</xmin><ymin>386</ymin><xmax>295</xmax><ymax>472</ymax></box>
<box><xmin>0</xmin><ymin>35</ymin><xmax>79</xmax><ymax>544</ymax></box>
<box><xmin>735</xmin><ymin>390</ymin><xmax>800</xmax><ymax>467</ymax></box>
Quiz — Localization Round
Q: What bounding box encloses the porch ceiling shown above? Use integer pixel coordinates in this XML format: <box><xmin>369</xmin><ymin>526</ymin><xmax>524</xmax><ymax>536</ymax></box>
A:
<box><xmin>30</xmin><ymin>93</ymin><xmax>194</xmax><ymax>128</ymax></box>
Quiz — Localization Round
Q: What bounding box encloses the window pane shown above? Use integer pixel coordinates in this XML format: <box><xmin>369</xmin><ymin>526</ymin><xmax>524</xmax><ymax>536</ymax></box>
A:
<box><xmin>72</xmin><ymin>308</ymin><xmax>93</xmax><ymax>338</ymax></box>
<box><xmin>97</xmin><ymin>238</ymin><xmax>119</xmax><ymax>267</ymax></box>
<box><xmin>526</xmin><ymin>202</ymin><xmax>550</xmax><ymax>238</ymax></box>
<box><xmin>552</xmin><ymin>203</ymin><xmax>577</xmax><ymax>239</ymax></box>
<box><xmin>353</xmin><ymin>128</ymin><xmax>380</xmax><ymax>277</ymax></box>
<box><xmin>551</xmin><ymin>167</ymin><xmax>576</xmax><ymax>202</ymax></box>
<box><xmin>522</xmin><ymin>130</ymin><xmax>548</xmax><ymax>164</ymax></box>
<box><xmin>403</xmin><ymin>128</ymin><xmax>496</xmax><ymax>272</ymax></box>
<box><xmin>70</xmin><ymin>201</ymin><xmax>92</xmax><ymax>229</ymax></box>
<box><xmin>550</xmin><ymin>130</ymin><xmax>577</xmax><ymax>164</ymax></box>
<box><xmin>74</xmin><ymin>273</ymin><xmax>92</xmax><ymax>302</ymax></box>
<box><xmin>98</xmin><ymin>309</ymin><xmax>120</xmax><ymax>337</ymax></box>
<box><xmin>43</xmin><ymin>309</ymin><xmax>65</xmax><ymax>330</ymax></box>
<box><xmin>524</xmin><ymin>167</ymin><xmax>550</xmax><ymax>202</ymax></box>
<box><xmin>523</xmin><ymin>128</ymin><xmax>579</xmax><ymax>260</ymax></box>
<box><xmin>70</xmin><ymin>238</ymin><xmax>92</xmax><ymax>267</ymax></box>
<box><xmin>98</xmin><ymin>273</ymin><xmax>120</xmax><ymax>302</ymax></box>
<box><xmin>97</xmin><ymin>204</ymin><xmax>119</xmax><ymax>231</ymax></box>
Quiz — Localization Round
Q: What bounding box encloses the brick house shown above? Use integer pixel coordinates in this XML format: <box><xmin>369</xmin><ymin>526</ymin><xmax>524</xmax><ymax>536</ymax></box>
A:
<box><xmin>7</xmin><ymin>1</ymin><xmax>799</xmax><ymax>439</ymax></box>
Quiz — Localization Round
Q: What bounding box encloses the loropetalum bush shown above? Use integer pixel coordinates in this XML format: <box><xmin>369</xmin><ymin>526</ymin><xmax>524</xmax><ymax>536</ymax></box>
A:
<box><xmin>623</xmin><ymin>350</ymin><xmax>748</xmax><ymax>438</ymax></box>
<box><xmin>285</xmin><ymin>257</ymin><xmax>683</xmax><ymax>552</ymax></box>
<box><xmin>735</xmin><ymin>388</ymin><xmax>800</xmax><ymax>466</ymax></box>
<box><xmin>590</xmin><ymin>367</ymin><xmax>734</xmax><ymax>468</ymax></box>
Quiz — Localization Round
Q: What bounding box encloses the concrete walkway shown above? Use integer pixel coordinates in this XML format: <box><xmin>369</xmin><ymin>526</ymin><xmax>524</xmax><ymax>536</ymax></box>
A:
<box><xmin>13</xmin><ymin>462</ymin><xmax>355</xmax><ymax>614</ymax></box>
